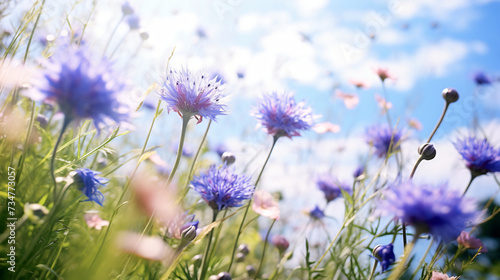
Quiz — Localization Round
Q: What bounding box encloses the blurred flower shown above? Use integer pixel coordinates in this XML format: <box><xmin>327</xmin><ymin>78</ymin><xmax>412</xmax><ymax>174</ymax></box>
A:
<box><xmin>252</xmin><ymin>190</ymin><xmax>280</xmax><ymax>220</ymax></box>
<box><xmin>309</xmin><ymin>205</ymin><xmax>325</xmax><ymax>220</ymax></box>
<box><xmin>72</xmin><ymin>168</ymin><xmax>108</xmax><ymax>206</ymax></box>
<box><xmin>0</xmin><ymin>59</ymin><xmax>34</xmax><ymax>89</ymax></box>
<box><xmin>365</xmin><ymin>125</ymin><xmax>404</xmax><ymax>158</ymax></box>
<box><xmin>348</xmin><ymin>78</ymin><xmax>369</xmax><ymax>89</ymax></box>
<box><xmin>374</xmin><ymin>94</ymin><xmax>393</xmax><ymax>114</ymax></box>
<box><xmin>271</xmin><ymin>235</ymin><xmax>289</xmax><ymax>253</ymax></box>
<box><xmin>171</xmin><ymin>142</ymin><xmax>194</xmax><ymax>157</ymax></box>
<box><xmin>158</xmin><ymin>68</ymin><xmax>227</xmax><ymax>123</ymax></box>
<box><xmin>457</xmin><ymin>231</ymin><xmax>487</xmax><ymax>252</ymax></box>
<box><xmin>191</xmin><ymin>165</ymin><xmax>254</xmax><ymax>212</ymax></box>
<box><xmin>313</xmin><ymin>122</ymin><xmax>340</xmax><ymax>134</ymax></box>
<box><xmin>430</xmin><ymin>271</ymin><xmax>457</xmax><ymax>280</ymax></box>
<box><xmin>454</xmin><ymin>136</ymin><xmax>500</xmax><ymax>177</ymax></box>
<box><xmin>252</xmin><ymin>91</ymin><xmax>315</xmax><ymax>138</ymax></box>
<box><xmin>84</xmin><ymin>213</ymin><xmax>110</xmax><ymax>230</ymax></box>
<box><xmin>408</xmin><ymin>118</ymin><xmax>422</xmax><ymax>130</ymax></box>
<box><xmin>316</xmin><ymin>174</ymin><xmax>352</xmax><ymax>203</ymax></box>
<box><xmin>165</xmin><ymin>212</ymin><xmax>199</xmax><ymax>240</ymax></box>
<box><xmin>353</xmin><ymin>166</ymin><xmax>365</xmax><ymax>178</ymax></box>
<box><xmin>373</xmin><ymin>67</ymin><xmax>396</xmax><ymax>82</ymax></box>
<box><xmin>372</xmin><ymin>243</ymin><xmax>395</xmax><ymax>272</ymax></box>
<box><xmin>139</xmin><ymin>29</ymin><xmax>149</xmax><ymax>41</ymax></box>
<box><xmin>126</xmin><ymin>14</ymin><xmax>140</xmax><ymax>30</ymax></box>
<box><xmin>377</xmin><ymin>181</ymin><xmax>482</xmax><ymax>243</ymax></box>
<box><xmin>335</xmin><ymin>89</ymin><xmax>359</xmax><ymax>109</ymax></box>
<box><xmin>209</xmin><ymin>272</ymin><xmax>232</xmax><ymax>280</ymax></box>
<box><xmin>28</xmin><ymin>45</ymin><xmax>129</xmax><ymax>128</ymax></box>
<box><xmin>473</xmin><ymin>72</ymin><xmax>492</xmax><ymax>85</ymax></box>
<box><xmin>121</xmin><ymin>1</ymin><xmax>135</xmax><ymax>15</ymax></box>
<box><xmin>117</xmin><ymin>232</ymin><xmax>172</xmax><ymax>261</ymax></box>
<box><xmin>221</xmin><ymin>152</ymin><xmax>236</xmax><ymax>165</ymax></box>
<box><xmin>24</xmin><ymin>203</ymin><xmax>49</xmax><ymax>224</ymax></box>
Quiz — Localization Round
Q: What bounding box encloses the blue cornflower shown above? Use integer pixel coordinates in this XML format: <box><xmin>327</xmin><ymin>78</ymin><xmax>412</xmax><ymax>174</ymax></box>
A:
<box><xmin>372</xmin><ymin>243</ymin><xmax>395</xmax><ymax>272</ymax></box>
<box><xmin>365</xmin><ymin>125</ymin><xmax>405</xmax><ymax>158</ymax></box>
<box><xmin>126</xmin><ymin>14</ymin><xmax>140</xmax><ymax>30</ymax></box>
<box><xmin>454</xmin><ymin>136</ymin><xmax>500</xmax><ymax>177</ymax></box>
<box><xmin>316</xmin><ymin>174</ymin><xmax>352</xmax><ymax>203</ymax></box>
<box><xmin>29</xmin><ymin>45</ymin><xmax>129</xmax><ymax>128</ymax></box>
<box><xmin>378</xmin><ymin>181</ymin><xmax>482</xmax><ymax>243</ymax></box>
<box><xmin>473</xmin><ymin>72</ymin><xmax>492</xmax><ymax>86</ymax></box>
<box><xmin>72</xmin><ymin>168</ymin><xmax>108</xmax><ymax>206</ymax></box>
<box><xmin>158</xmin><ymin>68</ymin><xmax>227</xmax><ymax>123</ymax></box>
<box><xmin>191</xmin><ymin>165</ymin><xmax>254</xmax><ymax>212</ymax></box>
<box><xmin>252</xmin><ymin>91</ymin><xmax>315</xmax><ymax>139</ymax></box>
<box><xmin>309</xmin><ymin>205</ymin><xmax>325</xmax><ymax>220</ymax></box>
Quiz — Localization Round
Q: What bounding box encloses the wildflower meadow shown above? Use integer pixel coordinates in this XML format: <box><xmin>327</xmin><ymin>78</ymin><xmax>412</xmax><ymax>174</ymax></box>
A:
<box><xmin>1</xmin><ymin>0</ymin><xmax>500</xmax><ymax>279</ymax></box>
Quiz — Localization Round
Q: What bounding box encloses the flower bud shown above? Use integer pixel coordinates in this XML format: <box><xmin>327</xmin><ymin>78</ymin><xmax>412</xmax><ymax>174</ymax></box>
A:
<box><xmin>139</xmin><ymin>29</ymin><xmax>149</xmax><ymax>41</ymax></box>
<box><xmin>442</xmin><ymin>88</ymin><xmax>459</xmax><ymax>103</ymax></box>
<box><xmin>235</xmin><ymin>252</ymin><xmax>245</xmax><ymax>263</ymax></box>
<box><xmin>246</xmin><ymin>265</ymin><xmax>256</xmax><ymax>277</ymax></box>
<box><xmin>24</xmin><ymin>203</ymin><xmax>49</xmax><ymax>223</ymax></box>
<box><xmin>418</xmin><ymin>143</ymin><xmax>436</xmax><ymax>160</ymax></box>
<box><xmin>221</xmin><ymin>152</ymin><xmax>236</xmax><ymax>165</ymax></box>
<box><xmin>215</xmin><ymin>272</ymin><xmax>232</xmax><ymax>280</ymax></box>
<box><xmin>238</xmin><ymin>244</ymin><xmax>249</xmax><ymax>255</ymax></box>
<box><xmin>372</xmin><ymin>243</ymin><xmax>395</xmax><ymax>272</ymax></box>
<box><xmin>36</xmin><ymin>115</ymin><xmax>49</xmax><ymax>129</ymax></box>
<box><xmin>121</xmin><ymin>1</ymin><xmax>135</xmax><ymax>15</ymax></box>
<box><xmin>179</xmin><ymin>221</ymin><xmax>199</xmax><ymax>245</ymax></box>
<box><xmin>192</xmin><ymin>254</ymin><xmax>202</xmax><ymax>266</ymax></box>
<box><xmin>271</xmin><ymin>235</ymin><xmax>289</xmax><ymax>254</ymax></box>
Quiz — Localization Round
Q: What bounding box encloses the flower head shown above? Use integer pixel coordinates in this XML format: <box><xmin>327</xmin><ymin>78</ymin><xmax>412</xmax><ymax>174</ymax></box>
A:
<box><xmin>473</xmin><ymin>72</ymin><xmax>492</xmax><ymax>85</ymax></box>
<box><xmin>29</xmin><ymin>45</ymin><xmax>129</xmax><ymax>128</ymax></box>
<box><xmin>191</xmin><ymin>165</ymin><xmax>254</xmax><ymax>211</ymax></box>
<box><xmin>252</xmin><ymin>190</ymin><xmax>280</xmax><ymax>220</ymax></box>
<box><xmin>372</xmin><ymin>243</ymin><xmax>395</xmax><ymax>272</ymax></box>
<box><xmin>457</xmin><ymin>231</ymin><xmax>487</xmax><ymax>252</ymax></box>
<box><xmin>126</xmin><ymin>14</ymin><xmax>140</xmax><ymax>30</ymax></box>
<box><xmin>377</xmin><ymin>181</ymin><xmax>482</xmax><ymax>243</ymax></box>
<box><xmin>271</xmin><ymin>235</ymin><xmax>289</xmax><ymax>253</ymax></box>
<box><xmin>313</xmin><ymin>122</ymin><xmax>340</xmax><ymax>134</ymax></box>
<box><xmin>158</xmin><ymin>68</ymin><xmax>227</xmax><ymax>123</ymax></box>
<box><xmin>252</xmin><ymin>91</ymin><xmax>315</xmax><ymax>138</ymax></box>
<box><xmin>373</xmin><ymin>67</ymin><xmax>396</xmax><ymax>82</ymax></box>
<box><xmin>454</xmin><ymin>136</ymin><xmax>500</xmax><ymax>177</ymax></box>
<box><xmin>309</xmin><ymin>205</ymin><xmax>325</xmax><ymax>220</ymax></box>
<box><xmin>430</xmin><ymin>271</ymin><xmax>457</xmax><ymax>280</ymax></box>
<box><xmin>72</xmin><ymin>168</ymin><xmax>108</xmax><ymax>206</ymax></box>
<box><xmin>84</xmin><ymin>213</ymin><xmax>110</xmax><ymax>230</ymax></box>
<box><xmin>316</xmin><ymin>174</ymin><xmax>352</xmax><ymax>203</ymax></box>
<box><xmin>166</xmin><ymin>212</ymin><xmax>199</xmax><ymax>239</ymax></box>
<box><xmin>335</xmin><ymin>89</ymin><xmax>359</xmax><ymax>109</ymax></box>
<box><xmin>365</xmin><ymin>125</ymin><xmax>405</xmax><ymax>158</ymax></box>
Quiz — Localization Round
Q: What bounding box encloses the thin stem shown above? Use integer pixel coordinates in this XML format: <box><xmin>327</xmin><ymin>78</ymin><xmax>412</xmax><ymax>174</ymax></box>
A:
<box><xmin>368</xmin><ymin>260</ymin><xmax>378</xmax><ymax>280</ymax></box>
<box><xmin>50</xmin><ymin>116</ymin><xmax>71</xmax><ymax>201</ymax></box>
<box><xmin>181</xmin><ymin>120</ymin><xmax>212</xmax><ymax>200</ymax></box>
<box><xmin>255</xmin><ymin>219</ymin><xmax>276</xmax><ymax>280</ymax></box>
<box><xmin>387</xmin><ymin>236</ymin><xmax>418</xmax><ymax>280</ymax></box>
<box><xmin>402</xmin><ymin>223</ymin><xmax>407</xmax><ymax>247</ymax></box>
<box><xmin>167</xmin><ymin>115</ymin><xmax>190</xmax><ymax>185</ymax></box>
<box><xmin>88</xmin><ymin>101</ymin><xmax>162</xmax><ymax>274</ymax></box>
<box><xmin>102</xmin><ymin>14</ymin><xmax>125</xmax><ymax>58</ymax></box>
<box><xmin>109</xmin><ymin>29</ymin><xmax>131</xmax><ymax>59</ymax></box>
<box><xmin>200</xmin><ymin>211</ymin><xmax>218</xmax><ymax>280</ymax></box>
<box><xmin>463</xmin><ymin>174</ymin><xmax>477</xmax><ymax>196</ymax></box>
<box><xmin>410</xmin><ymin>239</ymin><xmax>434</xmax><ymax>280</ymax></box>
<box><xmin>228</xmin><ymin>136</ymin><xmax>278</xmax><ymax>272</ymax></box>
<box><xmin>381</xmin><ymin>81</ymin><xmax>392</xmax><ymax>128</ymax></box>
<box><xmin>409</xmin><ymin>156</ymin><xmax>424</xmax><ymax>179</ymax></box>
<box><xmin>426</xmin><ymin>102</ymin><xmax>449</xmax><ymax>143</ymax></box>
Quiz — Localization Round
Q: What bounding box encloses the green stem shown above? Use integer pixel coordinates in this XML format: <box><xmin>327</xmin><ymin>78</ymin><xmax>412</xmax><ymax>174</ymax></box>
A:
<box><xmin>88</xmin><ymin>100</ymin><xmax>162</xmax><ymax>274</ymax></box>
<box><xmin>381</xmin><ymin>81</ymin><xmax>392</xmax><ymax>128</ymax></box>
<box><xmin>368</xmin><ymin>260</ymin><xmax>378</xmax><ymax>280</ymax></box>
<box><xmin>426</xmin><ymin>102</ymin><xmax>449</xmax><ymax>143</ymax></box>
<box><xmin>167</xmin><ymin>115</ymin><xmax>191</xmax><ymax>185</ymax></box>
<box><xmin>102</xmin><ymin>14</ymin><xmax>125</xmax><ymax>58</ymax></box>
<box><xmin>255</xmin><ymin>219</ymin><xmax>276</xmax><ymax>280</ymax></box>
<box><xmin>228</xmin><ymin>136</ymin><xmax>278</xmax><ymax>272</ymax></box>
<box><xmin>409</xmin><ymin>156</ymin><xmax>424</xmax><ymax>179</ymax></box>
<box><xmin>387</xmin><ymin>236</ymin><xmax>418</xmax><ymax>280</ymax></box>
<box><xmin>463</xmin><ymin>174</ymin><xmax>477</xmax><ymax>196</ymax></box>
<box><xmin>181</xmin><ymin>120</ymin><xmax>212</xmax><ymax>200</ymax></box>
<box><xmin>410</xmin><ymin>239</ymin><xmax>434</xmax><ymax>280</ymax></box>
<box><xmin>200</xmin><ymin>211</ymin><xmax>218</xmax><ymax>280</ymax></box>
<box><xmin>50</xmin><ymin>116</ymin><xmax>71</xmax><ymax>201</ymax></box>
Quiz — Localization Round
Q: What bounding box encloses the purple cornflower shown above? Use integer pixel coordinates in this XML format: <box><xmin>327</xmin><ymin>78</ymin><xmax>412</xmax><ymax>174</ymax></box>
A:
<box><xmin>316</xmin><ymin>174</ymin><xmax>352</xmax><ymax>203</ymax></box>
<box><xmin>191</xmin><ymin>165</ymin><xmax>254</xmax><ymax>212</ymax></box>
<box><xmin>29</xmin><ymin>45</ymin><xmax>129</xmax><ymax>128</ymax></box>
<box><xmin>454</xmin><ymin>136</ymin><xmax>500</xmax><ymax>177</ymax></box>
<box><xmin>365</xmin><ymin>125</ymin><xmax>405</xmax><ymax>158</ymax></box>
<box><xmin>377</xmin><ymin>181</ymin><xmax>482</xmax><ymax>243</ymax></box>
<box><xmin>372</xmin><ymin>243</ymin><xmax>395</xmax><ymax>272</ymax></box>
<box><xmin>166</xmin><ymin>212</ymin><xmax>199</xmax><ymax>239</ymax></box>
<box><xmin>252</xmin><ymin>91</ymin><xmax>315</xmax><ymax>139</ymax></box>
<box><xmin>309</xmin><ymin>205</ymin><xmax>325</xmax><ymax>220</ymax></box>
<box><xmin>158</xmin><ymin>68</ymin><xmax>227</xmax><ymax>123</ymax></box>
<box><xmin>473</xmin><ymin>72</ymin><xmax>492</xmax><ymax>85</ymax></box>
<box><xmin>72</xmin><ymin>168</ymin><xmax>108</xmax><ymax>206</ymax></box>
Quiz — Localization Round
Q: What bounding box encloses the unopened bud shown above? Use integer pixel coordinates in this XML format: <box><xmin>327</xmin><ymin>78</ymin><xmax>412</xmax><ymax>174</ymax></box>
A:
<box><xmin>213</xmin><ymin>272</ymin><xmax>231</xmax><ymax>280</ymax></box>
<box><xmin>442</xmin><ymin>88</ymin><xmax>459</xmax><ymax>103</ymax></box>
<box><xmin>24</xmin><ymin>203</ymin><xmax>49</xmax><ymax>223</ymax></box>
<box><xmin>36</xmin><ymin>115</ymin><xmax>49</xmax><ymax>129</ymax></box>
<box><xmin>418</xmin><ymin>143</ymin><xmax>436</xmax><ymax>160</ymax></box>
<box><xmin>192</xmin><ymin>254</ymin><xmax>202</xmax><ymax>266</ymax></box>
<box><xmin>271</xmin><ymin>235</ymin><xmax>289</xmax><ymax>254</ymax></box>
<box><xmin>238</xmin><ymin>244</ymin><xmax>249</xmax><ymax>255</ymax></box>
<box><xmin>372</xmin><ymin>243</ymin><xmax>395</xmax><ymax>272</ymax></box>
<box><xmin>180</xmin><ymin>225</ymin><xmax>197</xmax><ymax>243</ymax></box>
<box><xmin>121</xmin><ymin>1</ymin><xmax>135</xmax><ymax>15</ymax></box>
<box><xmin>246</xmin><ymin>265</ymin><xmax>256</xmax><ymax>277</ymax></box>
<box><xmin>139</xmin><ymin>29</ymin><xmax>149</xmax><ymax>41</ymax></box>
<box><xmin>221</xmin><ymin>152</ymin><xmax>236</xmax><ymax>165</ymax></box>
<box><xmin>235</xmin><ymin>252</ymin><xmax>245</xmax><ymax>263</ymax></box>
